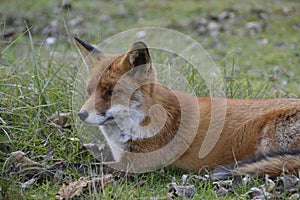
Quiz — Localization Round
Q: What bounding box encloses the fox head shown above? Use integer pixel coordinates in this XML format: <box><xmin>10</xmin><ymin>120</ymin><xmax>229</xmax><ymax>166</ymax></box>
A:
<box><xmin>74</xmin><ymin>38</ymin><xmax>158</xmax><ymax>130</ymax></box>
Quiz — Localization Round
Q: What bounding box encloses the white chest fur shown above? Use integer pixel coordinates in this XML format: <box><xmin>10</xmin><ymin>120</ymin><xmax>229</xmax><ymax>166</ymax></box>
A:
<box><xmin>99</xmin><ymin>125</ymin><xmax>129</xmax><ymax>161</ymax></box>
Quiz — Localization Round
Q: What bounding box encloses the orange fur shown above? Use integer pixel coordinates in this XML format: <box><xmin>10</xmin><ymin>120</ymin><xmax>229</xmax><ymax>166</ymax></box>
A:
<box><xmin>75</xmin><ymin>37</ymin><xmax>300</xmax><ymax>175</ymax></box>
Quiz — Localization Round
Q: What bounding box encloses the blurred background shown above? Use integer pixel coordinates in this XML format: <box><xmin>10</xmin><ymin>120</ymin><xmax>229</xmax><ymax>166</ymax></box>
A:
<box><xmin>1</xmin><ymin>0</ymin><xmax>300</xmax><ymax>96</ymax></box>
<box><xmin>2</xmin><ymin>0</ymin><xmax>300</xmax><ymax>95</ymax></box>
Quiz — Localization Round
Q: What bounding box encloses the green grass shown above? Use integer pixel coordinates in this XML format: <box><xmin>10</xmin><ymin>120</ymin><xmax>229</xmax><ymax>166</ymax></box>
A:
<box><xmin>1</xmin><ymin>0</ymin><xmax>300</xmax><ymax>199</ymax></box>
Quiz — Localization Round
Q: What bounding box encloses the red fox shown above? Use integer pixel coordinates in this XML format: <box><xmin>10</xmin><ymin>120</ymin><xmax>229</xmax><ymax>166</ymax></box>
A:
<box><xmin>74</xmin><ymin>37</ymin><xmax>300</xmax><ymax>178</ymax></box>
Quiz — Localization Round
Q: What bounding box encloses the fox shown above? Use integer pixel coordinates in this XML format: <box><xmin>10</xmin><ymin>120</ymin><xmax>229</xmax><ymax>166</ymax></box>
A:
<box><xmin>74</xmin><ymin>37</ymin><xmax>300</xmax><ymax>178</ymax></box>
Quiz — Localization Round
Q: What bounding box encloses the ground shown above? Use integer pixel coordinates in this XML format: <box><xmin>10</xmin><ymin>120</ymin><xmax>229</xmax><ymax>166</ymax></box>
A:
<box><xmin>0</xmin><ymin>0</ymin><xmax>300</xmax><ymax>199</ymax></box>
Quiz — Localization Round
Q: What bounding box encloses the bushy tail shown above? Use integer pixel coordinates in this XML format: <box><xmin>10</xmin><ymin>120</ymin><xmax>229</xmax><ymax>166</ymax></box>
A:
<box><xmin>212</xmin><ymin>150</ymin><xmax>300</xmax><ymax>180</ymax></box>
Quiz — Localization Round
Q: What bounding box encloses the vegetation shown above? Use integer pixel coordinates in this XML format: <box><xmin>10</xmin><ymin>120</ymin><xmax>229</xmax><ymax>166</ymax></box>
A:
<box><xmin>0</xmin><ymin>0</ymin><xmax>299</xmax><ymax>199</ymax></box>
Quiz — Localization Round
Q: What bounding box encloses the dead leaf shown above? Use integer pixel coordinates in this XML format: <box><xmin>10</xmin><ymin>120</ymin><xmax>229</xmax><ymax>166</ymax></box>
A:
<box><xmin>213</xmin><ymin>179</ymin><xmax>233</xmax><ymax>188</ymax></box>
<box><xmin>47</xmin><ymin>112</ymin><xmax>70</xmax><ymax>127</ymax></box>
<box><xmin>215</xmin><ymin>186</ymin><xmax>229</xmax><ymax>197</ymax></box>
<box><xmin>10</xmin><ymin>151</ymin><xmax>41</xmax><ymax>166</ymax></box>
<box><xmin>247</xmin><ymin>187</ymin><xmax>263</xmax><ymax>199</ymax></box>
<box><xmin>46</xmin><ymin>112</ymin><xmax>71</xmax><ymax>134</ymax></box>
<box><xmin>190</xmin><ymin>174</ymin><xmax>209</xmax><ymax>182</ymax></box>
<box><xmin>167</xmin><ymin>176</ymin><xmax>196</xmax><ymax>199</ymax></box>
<box><xmin>213</xmin><ymin>179</ymin><xmax>234</xmax><ymax>197</ymax></box>
<box><xmin>247</xmin><ymin>185</ymin><xmax>271</xmax><ymax>200</ymax></box>
<box><xmin>56</xmin><ymin>174</ymin><xmax>113</xmax><ymax>200</ymax></box>
<box><xmin>264</xmin><ymin>174</ymin><xmax>275</xmax><ymax>192</ymax></box>
<box><xmin>276</xmin><ymin>174</ymin><xmax>300</xmax><ymax>193</ymax></box>
<box><xmin>169</xmin><ymin>185</ymin><xmax>196</xmax><ymax>199</ymax></box>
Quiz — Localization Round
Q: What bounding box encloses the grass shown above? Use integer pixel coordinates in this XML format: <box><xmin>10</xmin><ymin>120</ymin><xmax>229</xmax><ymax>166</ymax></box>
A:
<box><xmin>0</xmin><ymin>0</ymin><xmax>300</xmax><ymax>199</ymax></box>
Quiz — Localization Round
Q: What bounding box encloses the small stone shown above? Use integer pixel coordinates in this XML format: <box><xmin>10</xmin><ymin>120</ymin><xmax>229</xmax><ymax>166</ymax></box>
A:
<box><xmin>215</xmin><ymin>186</ymin><xmax>229</xmax><ymax>197</ymax></box>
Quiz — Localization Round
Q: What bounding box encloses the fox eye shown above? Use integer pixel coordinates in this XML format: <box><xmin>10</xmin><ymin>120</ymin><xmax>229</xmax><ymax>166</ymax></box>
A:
<box><xmin>104</xmin><ymin>89</ymin><xmax>120</xmax><ymax>97</ymax></box>
<box><xmin>105</xmin><ymin>90</ymin><xmax>113</xmax><ymax>97</ymax></box>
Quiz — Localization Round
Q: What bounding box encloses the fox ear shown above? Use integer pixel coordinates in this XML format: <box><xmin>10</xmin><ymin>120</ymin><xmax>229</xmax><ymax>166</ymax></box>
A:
<box><xmin>119</xmin><ymin>42</ymin><xmax>155</xmax><ymax>84</ymax></box>
<box><xmin>120</xmin><ymin>41</ymin><xmax>152</xmax><ymax>73</ymax></box>
<box><xmin>128</xmin><ymin>41</ymin><xmax>151</xmax><ymax>68</ymax></box>
<box><xmin>74</xmin><ymin>37</ymin><xmax>101</xmax><ymax>66</ymax></box>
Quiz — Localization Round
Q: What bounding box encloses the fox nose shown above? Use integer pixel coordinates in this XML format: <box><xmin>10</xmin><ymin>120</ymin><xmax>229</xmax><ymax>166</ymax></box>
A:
<box><xmin>78</xmin><ymin>110</ymin><xmax>88</xmax><ymax>121</ymax></box>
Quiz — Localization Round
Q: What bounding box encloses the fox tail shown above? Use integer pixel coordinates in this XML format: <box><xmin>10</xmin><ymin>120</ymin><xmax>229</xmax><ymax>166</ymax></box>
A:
<box><xmin>212</xmin><ymin>150</ymin><xmax>300</xmax><ymax>180</ymax></box>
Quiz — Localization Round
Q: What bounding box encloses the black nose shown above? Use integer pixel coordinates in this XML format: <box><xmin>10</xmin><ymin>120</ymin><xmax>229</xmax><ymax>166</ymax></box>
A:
<box><xmin>78</xmin><ymin>110</ymin><xmax>88</xmax><ymax>121</ymax></box>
